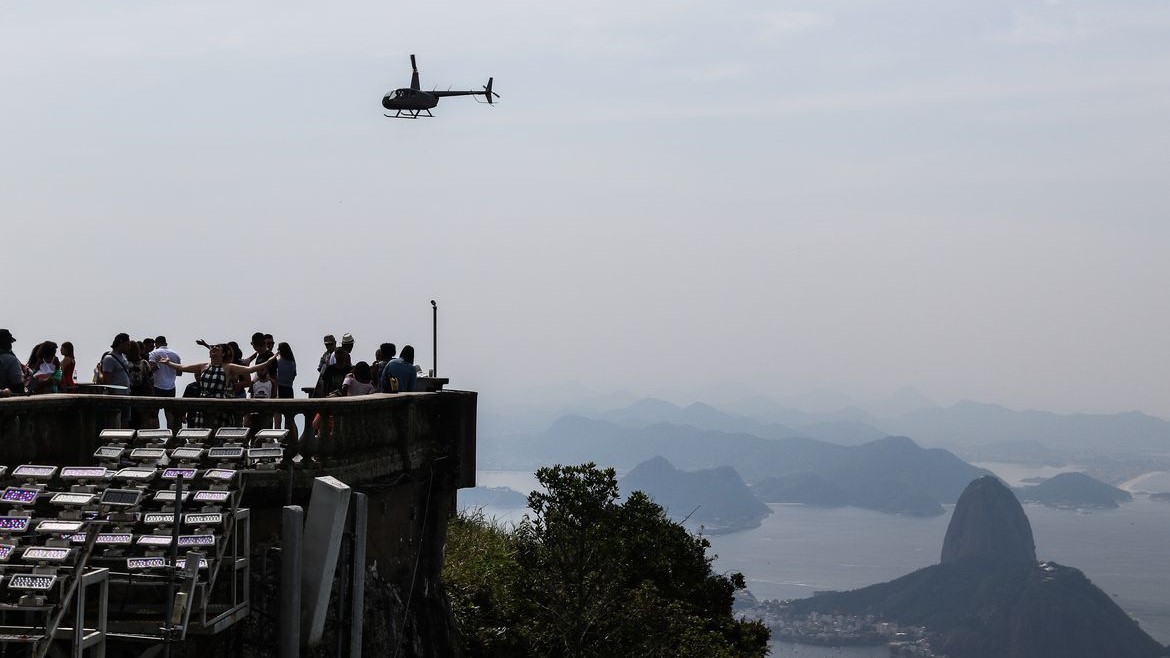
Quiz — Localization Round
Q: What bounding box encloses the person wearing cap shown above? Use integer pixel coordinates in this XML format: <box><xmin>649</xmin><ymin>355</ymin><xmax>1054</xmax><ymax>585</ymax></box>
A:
<box><xmin>101</xmin><ymin>333</ymin><xmax>133</xmax><ymax>392</ymax></box>
<box><xmin>0</xmin><ymin>329</ymin><xmax>25</xmax><ymax>398</ymax></box>
<box><xmin>318</xmin><ymin>335</ymin><xmax>336</xmax><ymax>374</ymax></box>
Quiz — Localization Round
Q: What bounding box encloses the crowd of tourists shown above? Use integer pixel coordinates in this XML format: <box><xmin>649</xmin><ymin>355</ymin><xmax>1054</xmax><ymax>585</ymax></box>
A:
<box><xmin>0</xmin><ymin>328</ymin><xmax>423</xmax><ymax>428</ymax></box>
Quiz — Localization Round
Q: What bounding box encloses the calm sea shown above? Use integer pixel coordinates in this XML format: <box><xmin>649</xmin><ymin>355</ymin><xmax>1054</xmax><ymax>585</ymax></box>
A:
<box><xmin>469</xmin><ymin>468</ymin><xmax>1170</xmax><ymax>654</ymax></box>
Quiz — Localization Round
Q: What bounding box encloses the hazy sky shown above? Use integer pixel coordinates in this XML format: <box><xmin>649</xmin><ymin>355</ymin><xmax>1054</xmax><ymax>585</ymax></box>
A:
<box><xmin>4</xmin><ymin>1</ymin><xmax>1170</xmax><ymax>417</ymax></box>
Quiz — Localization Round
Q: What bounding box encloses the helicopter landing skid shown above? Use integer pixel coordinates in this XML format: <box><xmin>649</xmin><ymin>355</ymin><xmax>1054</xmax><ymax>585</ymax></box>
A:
<box><xmin>384</xmin><ymin>109</ymin><xmax>434</xmax><ymax>119</ymax></box>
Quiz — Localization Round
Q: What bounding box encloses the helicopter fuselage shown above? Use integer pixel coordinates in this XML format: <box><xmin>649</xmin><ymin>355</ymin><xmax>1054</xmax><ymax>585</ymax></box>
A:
<box><xmin>382</xmin><ymin>88</ymin><xmax>439</xmax><ymax>111</ymax></box>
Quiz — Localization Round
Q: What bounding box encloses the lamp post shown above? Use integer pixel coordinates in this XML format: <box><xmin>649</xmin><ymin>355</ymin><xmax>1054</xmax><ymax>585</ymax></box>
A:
<box><xmin>430</xmin><ymin>300</ymin><xmax>438</xmax><ymax>378</ymax></box>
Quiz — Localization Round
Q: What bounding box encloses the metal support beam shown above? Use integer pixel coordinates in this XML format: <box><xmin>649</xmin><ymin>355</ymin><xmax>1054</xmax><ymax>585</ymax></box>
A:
<box><xmin>350</xmin><ymin>493</ymin><xmax>368</xmax><ymax>658</ymax></box>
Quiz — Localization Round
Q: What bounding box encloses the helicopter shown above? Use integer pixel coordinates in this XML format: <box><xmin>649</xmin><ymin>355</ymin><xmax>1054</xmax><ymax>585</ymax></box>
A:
<box><xmin>382</xmin><ymin>55</ymin><xmax>499</xmax><ymax>119</ymax></box>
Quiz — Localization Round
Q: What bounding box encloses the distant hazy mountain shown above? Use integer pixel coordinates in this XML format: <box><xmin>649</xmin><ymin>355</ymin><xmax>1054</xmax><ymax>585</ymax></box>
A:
<box><xmin>518</xmin><ymin>415</ymin><xmax>989</xmax><ymax>516</ymax></box>
<box><xmin>619</xmin><ymin>457</ymin><xmax>771</xmax><ymax>534</ymax></box>
<box><xmin>1015</xmin><ymin>472</ymin><xmax>1133</xmax><ymax>509</ymax></box>
<box><xmin>789</xmin><ymin>477</ymin><xmax>1166</xmax><ymax>658</ymax></box>
<box><xmin>592</xmin><ymin>397</ymin><xmax>888</xmax><ymax>446</ymax></box>
<box><xmin>886</xmin><ymin>400</ymin><xmax>1170</xmax><ymax>455</ymax></box>
<box><xmin>752</xmin><ymin>436</ymin><xmax>988</xmax><ymax>516</ymax></box>
<box><xmin>458</xmin><ymin>486</ymin><xmax>529</xmax><ymax>509</ymax></box>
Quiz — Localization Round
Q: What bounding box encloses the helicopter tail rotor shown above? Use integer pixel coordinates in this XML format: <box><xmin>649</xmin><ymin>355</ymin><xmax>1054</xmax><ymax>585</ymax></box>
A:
<box><xmin>483</xmin><ymin>77</ymin><xmax>499</xmax><ymax>104</ymax></box>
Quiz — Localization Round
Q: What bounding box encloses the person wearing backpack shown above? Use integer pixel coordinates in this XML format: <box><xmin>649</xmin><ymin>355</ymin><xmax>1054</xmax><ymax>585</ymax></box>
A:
<box><xmin>99</xmin><ymin>333</ymin><xmax>132</xmax><ymax>392</ymax></box>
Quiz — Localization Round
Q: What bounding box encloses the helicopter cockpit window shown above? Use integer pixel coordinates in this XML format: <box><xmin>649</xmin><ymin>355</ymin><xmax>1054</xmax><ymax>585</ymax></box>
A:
<box><xmin>395</xmin><ymin>89</ymin><xmax>408</xmax><ymax>99</ymax></box>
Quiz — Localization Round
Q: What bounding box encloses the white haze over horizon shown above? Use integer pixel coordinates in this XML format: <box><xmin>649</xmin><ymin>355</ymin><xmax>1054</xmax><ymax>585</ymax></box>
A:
<box><xmin>4</xmin><ymin>1</ymin><xmax>1170</xmax><ymax>419</ymax></box>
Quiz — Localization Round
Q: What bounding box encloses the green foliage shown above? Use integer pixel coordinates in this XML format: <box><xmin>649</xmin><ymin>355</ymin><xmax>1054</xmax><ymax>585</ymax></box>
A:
<box><xmin>443</xmin><ymin>509</ymin><xmax>528</xmax><ymax>657</ymax></box>
<box><xmin>444</xmin><ymin>463</ymin><xmax>770</xmax><ymax>658</ymax></box>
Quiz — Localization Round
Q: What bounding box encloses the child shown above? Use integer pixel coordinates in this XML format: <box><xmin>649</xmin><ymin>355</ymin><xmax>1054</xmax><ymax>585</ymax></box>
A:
<box><xmin>248</xmin><ymin>367</ymin><xmax>275</xmax><ymax>430</ymax></box>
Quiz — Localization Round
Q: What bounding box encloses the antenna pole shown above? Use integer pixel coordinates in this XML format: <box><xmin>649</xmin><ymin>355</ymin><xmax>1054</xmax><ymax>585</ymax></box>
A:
<box><xmin>430</xmin><ymin>300</ymin><xmax>438</xmax><ymax>378</ymax></box>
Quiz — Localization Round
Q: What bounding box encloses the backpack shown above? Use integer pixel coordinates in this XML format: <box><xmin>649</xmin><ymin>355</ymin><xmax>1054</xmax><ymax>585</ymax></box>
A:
<box><xmin>93</xmin><ymin>351</ymin><xmax>129</xmax><ymax>384</ymax></box>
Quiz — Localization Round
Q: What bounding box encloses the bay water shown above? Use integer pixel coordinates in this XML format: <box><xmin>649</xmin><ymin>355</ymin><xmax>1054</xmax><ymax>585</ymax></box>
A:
<box><xmin>469</xmin><ymin>468</ymin><xmax>1170</xmax><ymax>654</ymax></box>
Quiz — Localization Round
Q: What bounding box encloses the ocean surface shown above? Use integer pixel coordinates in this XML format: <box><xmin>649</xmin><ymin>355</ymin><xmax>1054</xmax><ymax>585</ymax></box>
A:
<box><xmin>469</xmin><ymin>467</ymin><xmax>1170</xmax><ymax>654</ymax></box>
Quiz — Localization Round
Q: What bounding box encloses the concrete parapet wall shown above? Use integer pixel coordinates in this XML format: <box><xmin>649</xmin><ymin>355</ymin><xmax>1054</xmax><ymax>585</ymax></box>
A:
<box><xmin>0</xmin><ymin>390</ymin><xmax>478</xmax><ymax>657</ymax></box>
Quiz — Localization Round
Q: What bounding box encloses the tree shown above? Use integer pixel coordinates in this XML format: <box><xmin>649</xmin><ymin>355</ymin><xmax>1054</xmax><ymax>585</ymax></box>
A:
<box><xmin>444</xmin><ymin>463</ymin><xmax>770</xmax><ymax>657</ymax></box>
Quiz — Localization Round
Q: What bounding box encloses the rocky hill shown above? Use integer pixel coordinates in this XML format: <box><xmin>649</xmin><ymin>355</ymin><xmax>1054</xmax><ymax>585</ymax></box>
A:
<box><xmin>941</xmin><ymin>476</ymin><xmax>1035</xmax><ymax>565</ymax></box>
<box><xmin>788</xmin><ymin>476</ymin><xmax>1167</xmax><ymax>658</ymax></box>
<box><xmin>1015</xmin><ymin>472</ymin><xmax>1133</xmax><ymax>509</ymax></box>
<box><xmin>619</xmin><ymin>456</ymin><xmax>771</xmax><ymax>533</ymax></box>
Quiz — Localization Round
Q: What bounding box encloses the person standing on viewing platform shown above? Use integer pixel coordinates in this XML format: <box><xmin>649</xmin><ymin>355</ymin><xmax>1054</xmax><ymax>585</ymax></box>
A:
<box><xmin>244</xmin><ymin>332</ymin><xmax>273</xmax><ymax>367</ymax></box>
<box><xmin>59</xmin><ymin>341</ymin><xmax>77</xmax><ymax>392</ymax></box>
<box><xmin>148</xmin><ymin>336</ymin><xmax>181</xmax><ymax>397</ymax></box>
<box><xmin>99</xmin><ymin>333</ymin><xmax>132</xmax><ymax>428</ymax></box>
<box><xmin>148</xmin><ymin>336</ymin><xmax>182</xmax><ymax>429</ymax></box>
<box><xmin>318</xmin><ymin>335</ymin><xmax>336</xmax><ymax>375</ymax></box>
<box><xmin>126</xmin><ymin>341</ymin><xmax>156</xmax><ymax>428</ymax></box>
<box><xmin>0</xmin><ymin>329</ymin><xmax>23</xmax><ymax>397</ymax></box>
<box><xmin>383</xmin><ymin>345</ymin><xmax>417</xmax><ymax>393</ymax></box>
<box><xmin>160</xmin><ymin>343</ymin><xmax>275</xmax><ymax>429</ymax></box>
<box><xmin>275</xmin><ymin>341</ymin><xmax>297</xmax><ymax>430</ymax></box>
<box><xmin>372</xmin><ymin>342</ymin><xmax>395</xmax><ymax>391</ymax></box>
<box><xmin>339</xmin><ymin>333</ymin><xmax>355</xmax><ymax>359</ymax></box>
<box><xmin>28</xmin><ymin>341</ymin><xmax>62</xmax><ymax>394</ymax></box>
<box><xmin>100</xmin><ymin>333</ymin><xmax>132</xmax><ymax>392</ymax></box>
<box><xmin>276</xmin><ymin>342</ymin><xmax>297</xmax><ymax>399</ymax></box>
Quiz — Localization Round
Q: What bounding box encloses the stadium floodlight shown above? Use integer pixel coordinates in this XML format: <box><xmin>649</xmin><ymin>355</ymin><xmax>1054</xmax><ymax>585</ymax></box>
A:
<box><xmin>127</xmin><ymin>557</ymin><xmax>166</xmax><ymax>570</ymax></box>
<box><xmin>192</xmin><ymin>490</ymin><xmax>231</xmax><ymax>504</ymax></box>
<box><xmin>36</xmin><ymin>520</ymin><xmax>84</xmax><ymax>534</ymax></box>
<box><xmin>136</xmin><ymin>429</ymin><xmax>173</xmax><ymax>441</ymax></box>
<box><xmin>143</xmin><ymin>513</ymin><xmax>176</xmax><ymax>525</ymax></box>
<box><xmin>137</xmin><ymin>535</ymin><xmax>174</xmax><ymax>547</ymax></box>
<box><xmin>93</xmin><ymin>445</ymin><xmax>125</xmax><ymax>460</ymax></box>
<box><xmin>0</xmin><ymin>544</ymin><xmax>14</xmax><ymax>561</ymax></box>
<box><xmin>99</xmin><ymin>489</ymin><xmax>143</xmax><ymax>508</ymax></box>
<box><xmin>207</xmin><ymin>446</ymin><xmax>245</xmax><ymax>460</ymax></box>
<box><xmin>8</xmin><ymin>574</ymin><xmax>56</xmax><ymax>591</ymax></box>
<box><xmin>169</xmin><ymin>447</ymin><xmax>205</xmax><ymax>461</ymax></box>
<box><xmin>162</xmin><ymin>468</ymin><xmax>198</xmax><ymax>480</ymax></box>
<box><xmin>175</xmin><ymin>557</ymin><xmax>209</xmax><ymax>570</ymax></box>
<box><xmin>13</xmin><ymin>465</ymin><xmax>57</xmax><ymax>480</ymax></box>
<box><xmin>183</xmin><ymin>512</ymin><xmax>223</xmax><ymax>526</ymax></box>
<box><xmin>2</xmin><ymin>488</ymin><xmax>41</xmax><ymax>504</ymax></box>
<box><xmin>178</xmin><ymin>535</ymin><xmax>215</xmax><ymax>547</ymax></box>
<box><xmin>176</xmin><ymin>428</ymin><xmax>212</xmax><ymax>442</ymax></box>
<box><xmin>248</xmin><ymin>447</ymin><xmax>284</xmax><ymax>460</ymax></box>
<box><xmin>99</xmin><ymin>429</ymin><xmax>136</xmax><ymax>442</ymax></box>
<box><xmin>254</xmin><ymin>428</ymin><xmax>290</xmax><ymax>441</ymax></box>
<box><xmin>113</xmin><ymin>468</ymin><xmax>156</xmax><ymax>482</ymax></box>
<box><xmin>61</xmin><ymin>466</ymin><xmax>109</xmax><ymax>480</ymax></box>
<box><xmin>22</xmin><ymin>547</ymin><xmax>70</xmax><ymax>563</ymax></box>
<box><xmin>50</xmin><ymin>492</ymin><xmax>96</xmax><ymax>507</ymax></box>
<box><xmin>214</xmin><ymin>427</ymin><xmax>249</xmax><ymax>441</ymax></box>
<box><xmin>203</xmin><ymin>468</ymin><xmax>237</xmax><ymax>482</ymax></box>
<box><xmin>130</xmin><ymin>448</ymin><xmax>167</xmax><ymax>460</ymax></box>
<box><xmin>94</xmin><ymin>533</ymin><xmax>133</xmax><ymax>545</ymax></box>
<box><xmin>0</xmin><ymin>517</ymin><xmax>32</xmax><ymax>533</ymax></box>
<box><xmin>153</xmin><ymin>490</ymin><xmax>192</xmax><ymax>503</ymax></box>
